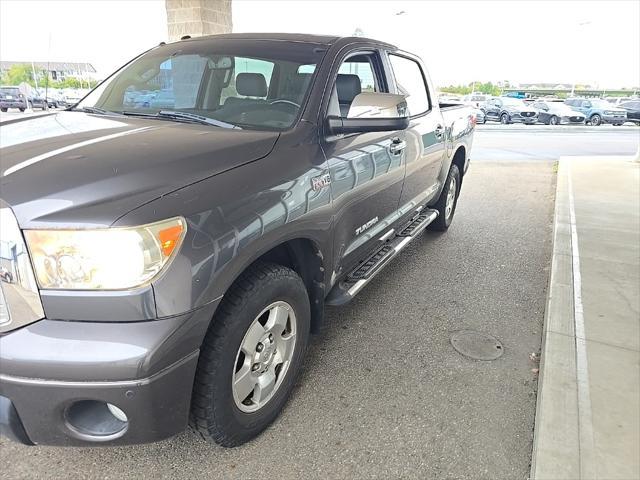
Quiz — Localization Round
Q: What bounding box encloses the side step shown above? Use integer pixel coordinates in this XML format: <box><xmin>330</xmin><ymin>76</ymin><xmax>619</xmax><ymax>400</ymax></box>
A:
<box><xmin>326</xmin><ymin>209</ymin><xmax>438</xmax><ymax>306</ymax></box>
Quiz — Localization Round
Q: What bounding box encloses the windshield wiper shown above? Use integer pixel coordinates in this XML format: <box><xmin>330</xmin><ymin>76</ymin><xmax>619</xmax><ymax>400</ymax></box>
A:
<box><xmin>157</xmin><ymin>110</ymin><xmax>241</xmax><ymax>129</ymax></box>
<box><xmin>76</xmin><ymin>106</ymin><xmax>112</xmax><ymax>115</ymax></box>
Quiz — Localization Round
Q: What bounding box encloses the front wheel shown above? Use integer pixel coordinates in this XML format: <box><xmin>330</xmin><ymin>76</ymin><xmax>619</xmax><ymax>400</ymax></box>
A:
<box><xmin>590</xmin><ymin>114</ymin><xmax>602</xmax><ymax>126</ymax></box>
<box><xmin>500</xmin><ymin>113</ymin><xmax>510</xmax><ymax>124</ymax></box>
<box><xmin>428</xmin><ymin>163</ymin><xmax>461</xmax><ymax>232</ymax></box>
<box><xmin>191</xmin><ymin>262</ymin><xmax>310</xmax><ymax>447</ymax></box>
<box><xmin>549</xmin><ymin>115</ymin><xmax>559</xmax><ymax>125</ymax></box>
<box><xmin>0</xmin><ymin>108</ymin><xmax>6</xmax><ymax>112</ymax></box>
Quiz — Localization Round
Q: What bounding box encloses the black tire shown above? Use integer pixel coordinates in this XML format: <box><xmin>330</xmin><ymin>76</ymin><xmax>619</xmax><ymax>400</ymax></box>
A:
<box><xmin>191</xmin><ymin>262</ymin><xmax>310</xmax><ymax>447</ymax></box>
<box><xmin>0</xmin><ymin>108</ymin><xmax>6</xmax><ymax>112</ymax></box>
<box><xmin>428</xmin><ymin>163</ymin><xmax>461</xmax><ymax>232</ymax></box>
<box><xmin>28</xmin><ymin>101</ymin><xmax>33</xmax><ymax>109</ymax></box>
<box><xmin>590</xmin><ymin>114</ymin><xmax>602</xmax><ymax>126</ymax></box>
<box><xmin>500</xmin><ymin>113</ymin><xmax>510</xmax><ymax>124</ymax></box>
<box><xmin>19</xmin><ymin>108</ymin><xmax>25</xmax><ymax>112</ymax></box>
<box><xmin>549</xmin><ymin>115</ymin><xmax>559</xmax><ymax>125</ymax></box>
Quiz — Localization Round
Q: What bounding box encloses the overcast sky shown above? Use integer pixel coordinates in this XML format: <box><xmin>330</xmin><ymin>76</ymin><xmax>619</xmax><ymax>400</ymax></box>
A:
<box><xmin>1</xmin><ymin>0</ymin><xmax>638</xmax><ymax>89</ymax></box>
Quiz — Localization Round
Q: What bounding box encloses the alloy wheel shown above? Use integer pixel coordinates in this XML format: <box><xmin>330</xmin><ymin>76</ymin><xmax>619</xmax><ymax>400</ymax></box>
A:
<box><xmin>445</xmin><ymin>176</ymin><xmax>457</xmax><ymax>220</ymax></box>
<box><xmin>232</xmin><ymin>301</ymin><xmax>297</xmax><ymax>413</ymax></box>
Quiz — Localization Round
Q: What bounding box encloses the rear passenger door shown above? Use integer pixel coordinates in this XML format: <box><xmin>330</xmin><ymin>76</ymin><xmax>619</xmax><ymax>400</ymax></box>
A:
<box><xmin>386</xmin><ymin>52</ymin><xmax>445</xmax><ymax>211</ymax></box>
<box><xmin>322</xmin><ymin>50</ymin><xmax>406</xmax><ymax>276</ymax></box>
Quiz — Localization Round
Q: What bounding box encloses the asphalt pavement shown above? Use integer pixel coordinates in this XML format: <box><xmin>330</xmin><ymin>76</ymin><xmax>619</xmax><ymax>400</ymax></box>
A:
<box><xmin>474</xmin><ymin>124</ymin><xmax>640</xmax><ymax>161</ymax></box>
<box><xmin>0</xmin><ymin>127</ymin><xmax>565</xmax><ymax>479</ymax></box>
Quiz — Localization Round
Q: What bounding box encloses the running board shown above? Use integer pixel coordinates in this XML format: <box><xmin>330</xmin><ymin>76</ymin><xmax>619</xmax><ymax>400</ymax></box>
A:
<box><xmin>326</xmin><ymin>209</ymin><xmax>438</xmax><ymax>306</ymax></box>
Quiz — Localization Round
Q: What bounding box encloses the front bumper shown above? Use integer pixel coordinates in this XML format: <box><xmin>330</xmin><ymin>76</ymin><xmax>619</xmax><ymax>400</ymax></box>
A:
<box><xmin>602</xmin><ymin>114</ymin><xmax>627</xmax><ymax>124</ymax></box>
<box><xmin>0</xmin><ymin>301</ymin><xmax>218</xmax><ymax>446</ymax></box>
<box><xmin>512</xmin><ymin>115</ymin><xmax>538</xmax><ymax>124</ymax></box>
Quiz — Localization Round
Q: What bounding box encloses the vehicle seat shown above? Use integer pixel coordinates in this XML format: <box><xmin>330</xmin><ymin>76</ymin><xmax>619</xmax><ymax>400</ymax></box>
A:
<box><xmin>336</xmin><ymin>74</ymin><xmax>361</xmax><ymax>117</ymax></box>
<box><xmin>224</xmin><ymin>72</ymin><xmax>268</xmax><ymax>108</ymax></box>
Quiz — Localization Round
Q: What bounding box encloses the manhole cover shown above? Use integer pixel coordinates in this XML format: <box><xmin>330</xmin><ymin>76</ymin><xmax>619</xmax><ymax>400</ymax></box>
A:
<box><xmin>450</xmin><ymin>330</ymin><xmax>504</xmax><ymax>361</ymax></box>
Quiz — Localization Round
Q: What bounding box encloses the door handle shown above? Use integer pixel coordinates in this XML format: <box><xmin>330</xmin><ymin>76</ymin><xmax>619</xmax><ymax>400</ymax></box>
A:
<box><xmin>434</xmin><ymin>125</ymin><xmax>444</xmax><ymax>139</ymax></box>
<box><xmin>390</xmin><ymin>137</ymin><xmax>406</xmax><ymax>155</ymax></box>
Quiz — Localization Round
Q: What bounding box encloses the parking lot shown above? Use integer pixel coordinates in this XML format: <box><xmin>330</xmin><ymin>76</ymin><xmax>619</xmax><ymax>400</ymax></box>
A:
<box><xmin>2</xmin><ymin>126</ymin><xmax>636</xmax><ymax>479</ymax></box>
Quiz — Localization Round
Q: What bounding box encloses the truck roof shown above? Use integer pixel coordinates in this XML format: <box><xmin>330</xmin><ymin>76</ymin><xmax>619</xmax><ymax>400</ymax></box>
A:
<box><xmin>177</xmin><ymin>32</ymin><xmax>396</xmax><ymax>49</ymax></box>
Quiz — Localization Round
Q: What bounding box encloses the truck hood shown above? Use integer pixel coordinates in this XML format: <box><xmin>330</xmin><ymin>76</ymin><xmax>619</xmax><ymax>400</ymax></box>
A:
<box><xmin>0</xmin><ymin>112</ymin><xmax>279</xmax><ymax>228</ymax></box>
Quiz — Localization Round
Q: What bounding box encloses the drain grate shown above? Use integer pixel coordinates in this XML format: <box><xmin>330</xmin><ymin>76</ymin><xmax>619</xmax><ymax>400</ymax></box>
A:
<box><xmin>450</xmin><ymin>330</ymin><xmax>504</xmax><ymax>361</ymax></box>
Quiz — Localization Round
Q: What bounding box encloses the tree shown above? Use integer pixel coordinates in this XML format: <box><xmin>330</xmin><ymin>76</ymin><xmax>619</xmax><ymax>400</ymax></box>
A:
<box><xmin>1</xmin><ymin>64</ymin><xmax>35</xmax><ymax>87</ymax></box>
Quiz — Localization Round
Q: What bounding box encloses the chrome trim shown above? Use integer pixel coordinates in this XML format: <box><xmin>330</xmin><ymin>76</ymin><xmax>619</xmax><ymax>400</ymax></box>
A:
<box><xmin>379</xmin><ymin>229</ymin><xmax>395</xmax><ymax>242</ymax></box>
<box><xmin>0</xmin><ymin>203</ymin><xmax>45</xmax><ymax>333</ymax></box>
<box><xmin>346</xmin><ymin>210</ymin><xmax>438</xmax><ymax>299</ymax></box>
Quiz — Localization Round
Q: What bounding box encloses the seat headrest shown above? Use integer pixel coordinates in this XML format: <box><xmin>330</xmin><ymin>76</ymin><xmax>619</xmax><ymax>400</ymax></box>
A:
<box><xmin>336</xmin><ymin>74</ymin><xmax>362</xmax><ymax>103</ymax></box>
<box><xmin>236</xmin><ymin>73</ymin><xmax>267</xmax><ymax>97</ymax></box>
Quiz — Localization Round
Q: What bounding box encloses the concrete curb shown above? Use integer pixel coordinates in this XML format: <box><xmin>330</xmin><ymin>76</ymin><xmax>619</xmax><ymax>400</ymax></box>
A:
<box><xmin>530</xmin><ymin>158</ymin><xmax>582</xmax><ymax>479</ymax></box>
<box><xmin>531</xmin><ymin>156</ymin><xmax>640</xmax><ymax>480</ymax></box>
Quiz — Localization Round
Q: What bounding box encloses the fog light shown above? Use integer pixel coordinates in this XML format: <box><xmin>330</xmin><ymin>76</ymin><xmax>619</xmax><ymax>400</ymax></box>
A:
<box><xmin>65</xmin><ymin>400</ymin><xmax>128</xmax><ymax>440</ymax></box>
<box><xmin>107</xmin><ymin>403</ymin><xmax>128</xmax><ymax>422</ymax></box>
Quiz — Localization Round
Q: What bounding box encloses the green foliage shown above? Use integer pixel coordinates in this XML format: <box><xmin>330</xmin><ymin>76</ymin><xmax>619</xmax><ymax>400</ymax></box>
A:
<box><xmin>49</xmin><ymin>77</ymin><xmax>99</xmax><ymax>89</ymax></box>
<box><xmin>439</xmin><ymin>81</ymin><xmax>502</xmax><ymax>97</ymax></box>
<box><xmin>0</xmin><ymin>64</ymin><xmax>99</xmax><ymax>90</ymax></box>
<box><xmin>1</xmin><ymin>64</ymin><xmax>35</xmax><ymax>86</ymax></box>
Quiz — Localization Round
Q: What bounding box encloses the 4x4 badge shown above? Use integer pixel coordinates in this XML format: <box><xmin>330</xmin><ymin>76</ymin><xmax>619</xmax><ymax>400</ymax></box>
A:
<box><xmin>311</xmin><ymin>173</ymin><xmax>331</xmax><ymax>191</ymax></box>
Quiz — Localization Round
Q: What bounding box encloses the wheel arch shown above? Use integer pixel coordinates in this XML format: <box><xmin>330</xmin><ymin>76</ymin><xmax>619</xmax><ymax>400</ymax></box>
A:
<box><xmin>451</xmin><ymin>145</ymin><xmax>466</xmax><ymax>184</ymax></box>
<box><xmin>212</xmin><ymin>236</ymin><xmax>328</xmax><ymax>334</ymax></box>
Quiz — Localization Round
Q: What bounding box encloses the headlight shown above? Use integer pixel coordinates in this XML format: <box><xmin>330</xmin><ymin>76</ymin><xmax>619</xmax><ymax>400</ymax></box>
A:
<box><xmin>24</xmin><ymin>217</ymin><xmax>186</xmax><ymax>290</ymax></box>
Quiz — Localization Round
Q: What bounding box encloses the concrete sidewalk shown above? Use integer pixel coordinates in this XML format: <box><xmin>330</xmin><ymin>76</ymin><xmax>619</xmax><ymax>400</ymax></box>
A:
<box><xmin>531</xmin><ymin>156</ymin><xmax>640</xmax><ymax>479</ymax></box>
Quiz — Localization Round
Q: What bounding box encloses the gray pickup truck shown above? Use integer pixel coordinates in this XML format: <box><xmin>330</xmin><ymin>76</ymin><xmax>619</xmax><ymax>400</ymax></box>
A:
<box><xmin>0</xmin><ymin>33</ymin><xmax>474</xmax><ymax>447</ymax></box>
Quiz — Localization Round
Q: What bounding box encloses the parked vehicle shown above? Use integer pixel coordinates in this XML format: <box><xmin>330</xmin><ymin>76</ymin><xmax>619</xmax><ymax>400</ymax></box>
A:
<box><xmin>43</xmin><ymin>89</ymin><xmax>66</xmax><ymax>108</ymax></box>
<box><xmin>565</xmin><ymin>98</ymin><xmax>627</xmax><ymax>126</ymax></box>
<box><xmin>472</xmin><ymin>107</ymin><xmax>486</xmax><ymax>124</ymax></box>
<box><xmin>463</xmin><ymin>93</ymin><xmax>489</xmax><ymax>108</ymax></box>
<box><xmin>0</xmin><ymin>33</ymin><xmax>475</xmax><ymax>448</ymax></box>
<box><xmin>618</xmin><ymin>100</ymin><xmax>640</xmax><ymax>124</ymax></box>
<box><xmin>62</xmin><ymin>89</ymin><xmax>89</xmax><ymax>107</ymax></box>
<box><xmin>148</xmin><ymin>90</ymin><xmax>175</xmax><ymax>109</ymax></box>
<box><xmin>531</xmin><ymin>99</ymin><xmax>586</xmax><ymax>125</ymax></box>
<box><xmin>0</xmin><ymin>86</ymin><xmax>26</xmax><ymax>112</ymax></box>
<box><xmin>483</xmin><ymin>96</ymin><xmax>538</xmax><ymax>124</ymax></box>
<box><xmin>25</xmin><ymin>91</ymin><xmax>48</xmax><ymax>110</ymax></box>
<box><xmin>604</xmin><ymin>96</ymin><xmax>634</xmax><ymax>105</ymax></box>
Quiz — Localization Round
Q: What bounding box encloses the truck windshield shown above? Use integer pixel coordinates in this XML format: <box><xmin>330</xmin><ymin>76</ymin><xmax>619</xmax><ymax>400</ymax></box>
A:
<box><xmin>76</xmin><ymin>40</ymin><xmax>325</xmax><ymax>131</ymax></box>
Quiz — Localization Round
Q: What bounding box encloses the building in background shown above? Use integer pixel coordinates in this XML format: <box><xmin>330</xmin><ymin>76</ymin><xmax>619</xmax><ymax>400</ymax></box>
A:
<box><xmin>0</xmin><ymin>61</ymin><xmax>97</xmax><ymax>84</ymax></box>
<box><xmin>165</xmin><ymin>0</ymin><xmax>232</xmax><ymax>41</ymax></box>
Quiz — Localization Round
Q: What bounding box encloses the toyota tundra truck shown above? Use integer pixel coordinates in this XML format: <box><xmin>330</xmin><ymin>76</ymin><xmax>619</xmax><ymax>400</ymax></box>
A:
<box><xmin>0</xmin><ymin>33</ymin><xmax>474</xmax><ymax>447</ymax></box>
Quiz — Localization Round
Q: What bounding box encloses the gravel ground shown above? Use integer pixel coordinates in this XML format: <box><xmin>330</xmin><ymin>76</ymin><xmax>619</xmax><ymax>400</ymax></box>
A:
<box><xmin>0</xmin><ymin>160</ymin><xmax>555</xmax><ymax>480</ymax></box>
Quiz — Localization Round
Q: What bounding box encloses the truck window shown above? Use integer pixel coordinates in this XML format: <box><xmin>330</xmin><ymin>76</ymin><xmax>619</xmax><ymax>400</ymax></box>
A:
<box><xmin>331</xmin><ymin>52</ymin><xmax>386</xmax><ymax>117</ymax></box>
<box><xmin>338</xmin><ymin>57</ymin><xmax>377</xmax><ymax>93</ymax></box>
<box><xmin>388</xmin><ymin>54</ymin><xmax>430</xmax><ymax>116</ymax></box>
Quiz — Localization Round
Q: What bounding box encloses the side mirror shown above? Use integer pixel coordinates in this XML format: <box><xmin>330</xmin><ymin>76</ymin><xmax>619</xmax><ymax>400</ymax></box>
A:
<box><xmin>327</xmin><ymin>115</ymin><xmax>410</xmax><ymax>135</ymax></box>
<box><xmin>328</xmin><ymin>92</ymin><xmax>410</xmax><ymax>134</ymax></box>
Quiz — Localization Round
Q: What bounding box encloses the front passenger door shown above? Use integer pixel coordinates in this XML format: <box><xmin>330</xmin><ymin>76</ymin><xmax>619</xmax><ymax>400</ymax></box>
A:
<box><xmin>322</xmin><ymin>51</ymin><xmax>406</xmax><ymax>277</ymax></box>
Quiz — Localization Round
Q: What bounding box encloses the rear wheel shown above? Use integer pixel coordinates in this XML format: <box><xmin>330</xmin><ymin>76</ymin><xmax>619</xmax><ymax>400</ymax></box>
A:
<box><xmin>549</xmin><ymin>115</ymin><xmax>559</xmax><ymax>125</ymax></box>
<box><xmin>0</xmin><ymin>108</ymin><xmax>6</xmax><ymax>112</ymax></box>
<box><xmin>19</xmin><ymin>108</ymin><xmax>25</xmax><ymax>112</ymax></box>
<box><xmin>428</xmin><ymin>163</ymin><xmax>461</xmax><ymax>232</ymax></box>
<box><xmin>590</xmin><ymin>114</ymin><xmax>602</xmax><ymax>126</ymax></box>
<box><xmin>500</xmin><ymin>113</ymin><xmax>510</xmax><ymax>124</ymax></box>
<box><xmin>190</xmin><ymin>262</ymin><xmax>310</xmax><ymax>447</ymax></box>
